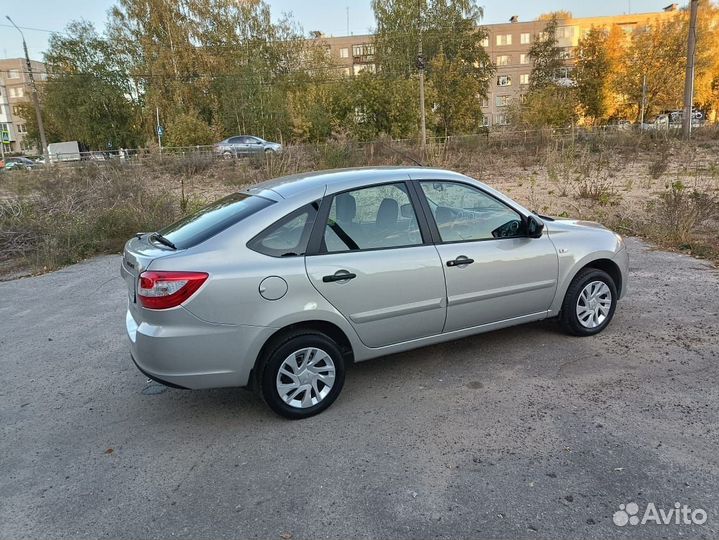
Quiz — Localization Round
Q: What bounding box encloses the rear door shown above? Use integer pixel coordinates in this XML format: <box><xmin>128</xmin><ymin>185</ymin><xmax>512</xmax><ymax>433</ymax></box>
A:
<box><xmin>417</xmin><ymin>180</ymin><xmax>558</xmax><ymax>332</ymax></box>
<box><xmin>305</xmin><ymin>181</ymin><xmax>447</xmax><ymax>348</ymax></box>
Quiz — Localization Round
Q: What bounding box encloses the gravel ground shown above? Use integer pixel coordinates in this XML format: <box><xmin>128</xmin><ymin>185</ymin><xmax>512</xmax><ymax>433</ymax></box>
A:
<box><xmin>1</xmin><ymin>238</ymin><xmax>718</xmax><ymax>540</ymax></box>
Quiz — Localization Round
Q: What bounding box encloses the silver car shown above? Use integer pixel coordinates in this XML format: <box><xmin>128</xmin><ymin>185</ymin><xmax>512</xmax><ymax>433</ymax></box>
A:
<box><xmin>122</xmin><ymin>167</ymin><xmax>628</xmax><ymax>419</ymax></box>
<box><xmin>213</xmin><ymin>136</ymin><xmax>282</xmax><ymax>158</ymax></box>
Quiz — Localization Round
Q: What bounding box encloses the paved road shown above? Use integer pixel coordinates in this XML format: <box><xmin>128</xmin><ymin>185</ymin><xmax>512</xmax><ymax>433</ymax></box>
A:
<box><xmin>1</xmin><ymin>239</ymin><xmax>718</xmax><ymax>540</ymax></box>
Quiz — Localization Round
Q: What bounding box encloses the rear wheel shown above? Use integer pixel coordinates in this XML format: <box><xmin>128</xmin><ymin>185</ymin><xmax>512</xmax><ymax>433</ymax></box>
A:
<box><xmin>222</xmin><ymin>150</ymin><xmax>233</xmax><ymax>160</ymax></box>
<box><xmin>260</xmin><ymin>332</ymin><xmax>345</xmax><ymax>419</ymax></box>
<box><xmin>560</xmin><ymin>268</ymin><xmax>617</xmax><ymax>336</ymax></box>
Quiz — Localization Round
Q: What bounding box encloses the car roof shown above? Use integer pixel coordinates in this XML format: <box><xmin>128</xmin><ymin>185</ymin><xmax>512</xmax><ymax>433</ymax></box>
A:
<box><xmin>245</xmin><ymin>166</ymin><xmax>473</xmax><ymax>201</ymax></box>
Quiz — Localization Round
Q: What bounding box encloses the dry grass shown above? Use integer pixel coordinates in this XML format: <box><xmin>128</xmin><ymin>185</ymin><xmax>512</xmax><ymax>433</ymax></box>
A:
<box><xmin>1</xmin><ymin>129</ymin><xmax>718</xmax><ymax>277</ymax></box>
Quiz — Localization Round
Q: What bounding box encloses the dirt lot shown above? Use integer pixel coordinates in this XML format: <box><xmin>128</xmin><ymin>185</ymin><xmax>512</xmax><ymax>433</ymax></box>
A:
<box><xmin>1</xmin><ymin>238</ymin><xmax>718</xmax><ymax>539</ymax></box>
<box><xmin>1</xmin><ymin>134</ymin><xmax>718</xmax><ymax>278</ymax></box>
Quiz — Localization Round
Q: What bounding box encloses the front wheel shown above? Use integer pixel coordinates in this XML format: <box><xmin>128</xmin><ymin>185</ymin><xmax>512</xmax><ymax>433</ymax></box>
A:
<box><xmin>559</xmin><ymin>268</ymin><xmax>617</xmax><ymax>336</ymax></box>
<box><xmin>260</xmin><ymin>332</ymin><xmax>345</xmax><ymax>419</ymax></box>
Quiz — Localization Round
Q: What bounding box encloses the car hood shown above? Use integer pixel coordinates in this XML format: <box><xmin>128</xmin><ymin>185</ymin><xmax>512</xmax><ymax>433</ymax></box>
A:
<box><xmin>544</xmin><ymin>218</ymin><xmax>610</xmax><ymax>234</ymax></box>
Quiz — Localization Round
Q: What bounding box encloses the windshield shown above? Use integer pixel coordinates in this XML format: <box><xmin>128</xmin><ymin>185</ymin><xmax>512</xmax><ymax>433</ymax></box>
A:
<box><xmin>158</xmin><ymin>193</ymin><xmax>274</xmax><ymax>249</ymax></box>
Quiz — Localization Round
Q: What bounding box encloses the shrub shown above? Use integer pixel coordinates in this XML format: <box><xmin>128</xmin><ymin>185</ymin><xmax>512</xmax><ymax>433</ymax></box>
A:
<box><xmin>0</xmin><ymin>165</ymin><xmax>182</xmax><ymax>272</ymax></box>
<box><xmin>653</xmin><ymin>181</ymin><xmax>719</xmax><ymax>244</ymax></box>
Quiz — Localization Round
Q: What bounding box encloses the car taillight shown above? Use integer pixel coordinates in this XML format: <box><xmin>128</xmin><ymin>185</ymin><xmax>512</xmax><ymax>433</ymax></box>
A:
<box><xmin>137</xmin><ymin>271</ymin><xmax>208</xmax><ymax>309</ymax></box>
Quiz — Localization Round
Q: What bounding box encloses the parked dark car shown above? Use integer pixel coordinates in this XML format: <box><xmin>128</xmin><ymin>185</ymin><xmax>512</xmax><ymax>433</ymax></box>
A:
<box><xmin>213</xmin><ymin>136</ymin><xmax>282</xmax><ymax>158</ymax></box>
<box><xmin>2</xmin><ymin>157</ymin><xmax>40</xmax><ymax>171</ymax></box>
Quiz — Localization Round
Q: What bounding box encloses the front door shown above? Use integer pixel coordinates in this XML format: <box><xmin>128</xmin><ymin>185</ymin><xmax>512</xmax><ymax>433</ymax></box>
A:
<box><xmin>305</xmin><ymin>182</ymin><xmax>447</xmax><ymax>348</ymax></box>
<box><xmin>418</xmin><ymin>180</ymin><xmax>558</xmax><ymax>332</ymax></box>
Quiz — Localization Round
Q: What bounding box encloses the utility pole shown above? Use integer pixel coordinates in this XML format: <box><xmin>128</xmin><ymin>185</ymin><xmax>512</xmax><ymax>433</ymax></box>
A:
<box><xmin>6</xmin><ymin>16</ymin><xmax>48</xmax><ymax>164</ymax></box>
<box><xmin>346</xmin><ymin>6</ymin><xmax>350</xmax><ymax>36</ymax></box>
<box><xmin>682</xmin><ymin>0</ymin><xmax>699</xmax><ymax>139</ymax></box>
<box><xmin>639</xmin><ymin>74</ymin><xmax>647</xmax><ymax>126</ymax></box>
<box><xmin>417</xmin><ymin>0</ymin><xmax>427</xmax><ymax>154</ymax></box>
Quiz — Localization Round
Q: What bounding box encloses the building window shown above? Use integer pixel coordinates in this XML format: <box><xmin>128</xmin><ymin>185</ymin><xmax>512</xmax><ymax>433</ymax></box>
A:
<box><xmin>342</xmin><ymin>67</ymin><xmax>351</xmax><ymax>76</ymax></box>
<box><xmin>520</xmin><ymin>53</ymin><xmax>529</xmax><ymax>65</ymax></box>
<box><xmin>556</xmin><ymin>67</ymin><xmax>572</xmax><ymax>79</ymax></box>
<box><xmin>495</xmin><ymin>95</ymin><xmax>511</xmax><ymax>108</ymax></box>
<box><xmin>520</xmin><ymin>33</ymin><xmax>530</xmax><ymax>44</ymax></box>
<box><xmin>17</xmin><ymin>124</ymin><xmax>27</xmax><ymax>133</ymax></box>
<box><xmin>496</xmin><ymin>55</ymin><xmax>510</xmax><ymax>66</ymax></box>
<box><xmin>8</xmin><ymin>69</ymin><xmax>20</xmax><ymax>79</ymax></box>
<box><xmin>495</xmin><ymin>113</ymin><xmax>509</xmax><ymax>125</ymax></box>
<box><xmin>496</xmin><ymin>34</ymin><xmax>512</xmax><ymax>46</ymax></box>
<box><xmin>352</xmin><ymin>43</ymin><xmax>375</xmax><ymax>58</ymax></box>
<box><xmin>480</xmin><ymin>36</ymin><xmax>489</xmax><ymax>47</ymax></box>
<box><xmin>480</xmin><ymin>96</ymin><xmax>489</xmax><ymax>108</ymax></box>
<box><xmin>481</xmin><ymin>115</ymin><xmax>491</xmax><ymax>127</ymax></box>
<box><xmin>556</xmin><ymin>26</ymin><xmax>575</xmax><ymax>39</ymax></box>
<box><xmin>497</xmin><ymin>75</ymin><xmax>511</xmax><ymax>87</ymax></box>
<box><xmin>520</xmin><ymin>73</ymin><xmax>529</xmax><ymax>85</ymax></box>
<box><xmin>9</xmin><ymin>87</ymin><xmax>24</xmax><ymax>98</ymax></box>
<box><xmin>339</xmin><ymin>47</ymin><xmax>349</xmax><ymax>59</ymax></box>
<box><xmin>12</xmin><ymin>106</ymin><xmax>21</xmax><ymax>115</ymax></box>
<box><xmin>559</xmin><ymin>49</ymin><xmax>572</xmax><ymax>60</ymax></box>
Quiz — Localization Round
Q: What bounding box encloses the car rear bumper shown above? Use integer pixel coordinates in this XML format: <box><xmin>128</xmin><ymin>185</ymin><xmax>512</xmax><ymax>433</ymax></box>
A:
<box><xmin>126</xmin><ymin>307</ymin><xmax>272</xmax><ymax>389</ymax></box>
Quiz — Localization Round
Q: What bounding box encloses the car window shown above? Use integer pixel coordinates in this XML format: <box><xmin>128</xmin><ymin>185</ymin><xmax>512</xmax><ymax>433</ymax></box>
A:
<box><xmin>228</xmin><ymin>137</ymin><xmax>242</xmax><ymax>144</ymax></box>
<box><xmin>158</xmin><ymin>193</ymin><xmax>274</xmax><ymax>249</ymax></box>
<box><xmin>321</xmin><ymin>183</ymin><xmax>422</xmax><ymax>253</ymax></box>
<box><xmin>248</xmin><ymin>202</ymin><xmax>319</xmax><ymax>257</ymax></box>
<box><xmin>420</xmin><ymin>181</ymin><xmax>525</xmax><ymax>242</ymax></box>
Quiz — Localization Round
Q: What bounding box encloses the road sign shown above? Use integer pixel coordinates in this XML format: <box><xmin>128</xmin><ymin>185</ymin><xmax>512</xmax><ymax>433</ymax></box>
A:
<box><xmin>1</xmin><ymin>131</ymin><xmax>9</xmax><ymax>143</ymax></box>
<box><xmin>157</xmin><ymin>125</ymin><xmax>164</xmax><ymax>137</ymax></box>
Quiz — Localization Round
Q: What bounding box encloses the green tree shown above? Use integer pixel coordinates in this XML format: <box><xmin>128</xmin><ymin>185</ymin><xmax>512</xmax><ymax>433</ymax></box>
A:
<box><xmin>528</xmin><ymin>15</ymin><xmax>563</xmax><ymax>90</ymax></box>
<box><xmin>512</xmin><ymin>14</ymin><xmax>578</xmax><ymax>129</ymax></box>
<box><xmin>574</xmin><ymin>27</ymin><xmax>611</xmax><ymax>122</ymax></box>
<box><xmin>509</xmin><ymin>87</ymin><xmax>578</xmax><ymax>129</ymax></box>
<box><xmin>428</xmin><ymin>51</ymin><xmax>484</xmax><ymax>135</ymax></box>
<box><xmin>14</xmin><ymin>102</ymin><xmax>63</xmax><ymax>150</ymax></box>
<box><xmin>164</xmin><ymin>110</ymin><xmax>217</xmax><ymax>146</ymax></box>
<box><xmin>371</xmin><ymin>0</ymin><xmax>492</xmax><ymax>135</ymax></box>
<box><xmin>331</xmin><ymin>73</ymin><xmax>418</xmax><ymax>140</ymax></box>
<box><xmin>108</xmin><ymin>0</ymin><xmax>213</xmax><ymax>139</ymax></box>
<box><xmin>41</xmin><ymin>21</ymin><xmax>141</xmax><ymax>149</ymax></box>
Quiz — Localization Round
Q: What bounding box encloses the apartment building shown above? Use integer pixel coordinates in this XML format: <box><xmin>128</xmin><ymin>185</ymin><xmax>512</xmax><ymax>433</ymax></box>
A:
<box><xmin>318</xmin><ymin>6</ymin><xmax>679</xmax><ymax>127</ymax></box>
<box><xmin>0</xmin><ymin>58</ymin><xmax>47</xmax><ymax>153</ymax></box>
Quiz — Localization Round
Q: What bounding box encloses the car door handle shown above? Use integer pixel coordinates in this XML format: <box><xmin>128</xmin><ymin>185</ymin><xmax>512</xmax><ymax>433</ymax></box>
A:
<box><xmin>446</xmin><ymin>257</ymin><xmax>474</xmax><ymax>267</ymax></box>
<box><xmin>322</xmin><ymin>271</ymin><xmax>357</xmax><ymax>283</ymax></box>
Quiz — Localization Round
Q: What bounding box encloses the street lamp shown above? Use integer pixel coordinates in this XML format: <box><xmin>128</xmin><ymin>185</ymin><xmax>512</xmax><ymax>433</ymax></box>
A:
<box><xmin>6</xmin><ymin>15</ymin><xmax>48</xmax><ymax>163</ymax></box>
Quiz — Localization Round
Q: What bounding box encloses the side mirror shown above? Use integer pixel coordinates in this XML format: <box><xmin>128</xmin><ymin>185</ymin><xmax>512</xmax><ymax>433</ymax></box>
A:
<box><xmin>527</xmin><ymin>215</ymin><xmax>544</xmax><ymax>238</ymax></box>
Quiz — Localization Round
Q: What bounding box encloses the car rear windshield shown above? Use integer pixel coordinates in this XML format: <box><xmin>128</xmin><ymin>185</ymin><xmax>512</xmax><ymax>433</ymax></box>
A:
<box><xmin>158</xmin><ymin>193</ymin><xmax>274</xmax><ymax>249</ymax></box>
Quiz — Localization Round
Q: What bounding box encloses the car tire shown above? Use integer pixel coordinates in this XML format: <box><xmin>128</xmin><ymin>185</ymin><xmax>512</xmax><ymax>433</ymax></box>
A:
<box><xmin>222</xmin><ymin>151</ymin><xmax>233</xmax><ymax>160</ymax></box>
<box><xmin>559</xmin><ymin>267</ymin><xmax>617</xmax><ymax>336</ymax></box>
<box><xmin>259</xmin><ymin>332</ymin><xmax>345</xmax><ymax>419</ymax></box>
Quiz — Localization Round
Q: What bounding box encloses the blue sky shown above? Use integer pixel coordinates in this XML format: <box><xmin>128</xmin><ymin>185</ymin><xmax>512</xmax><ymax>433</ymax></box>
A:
<box><xmin>1</xmin><ymin>0</ymin><xmax>679</xmax><ymax>60</ymax></box>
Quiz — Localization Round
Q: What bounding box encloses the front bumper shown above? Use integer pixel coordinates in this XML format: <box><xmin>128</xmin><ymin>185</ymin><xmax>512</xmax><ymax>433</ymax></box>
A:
<box><xmin>126</xmin><ymin>307</ymin><xmax>273</xmax><ymax>389</ymax></box>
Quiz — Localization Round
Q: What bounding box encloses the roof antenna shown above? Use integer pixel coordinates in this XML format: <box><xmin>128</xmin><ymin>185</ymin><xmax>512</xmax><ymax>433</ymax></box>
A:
<box><xmin>376</xmin><ymin>139</ymin><xmax>425</xmax><ymax>167</ymax></box>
